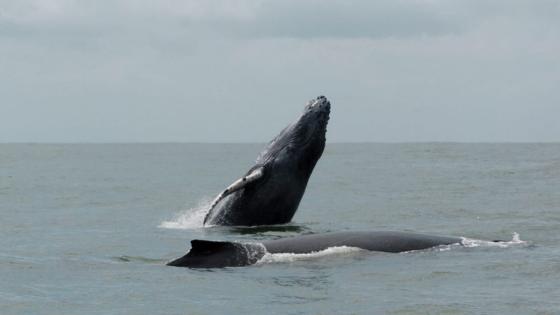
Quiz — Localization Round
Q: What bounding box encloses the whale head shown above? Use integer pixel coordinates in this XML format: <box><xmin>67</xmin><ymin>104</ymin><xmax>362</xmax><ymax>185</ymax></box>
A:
<box><xmin>299</xmin><ymin>95</ymin><xmax>331</xmax><ymax>149</ymax></box>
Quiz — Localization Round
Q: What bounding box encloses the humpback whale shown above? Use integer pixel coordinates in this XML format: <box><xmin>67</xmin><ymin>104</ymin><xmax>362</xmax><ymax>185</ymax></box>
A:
<box><xmin>203</xmin><ymin>96</ymin><xmax>331</xmax><ymax>226</ymax></box>
<box><xmin>167</xmin><ymin>231</ymin><xmax>464</xmax><ymax>268</ymax></box>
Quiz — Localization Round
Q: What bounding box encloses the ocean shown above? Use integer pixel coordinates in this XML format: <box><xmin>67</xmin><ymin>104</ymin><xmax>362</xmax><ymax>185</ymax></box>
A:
<box><xmin>1</xmin><ymin>143</ymin><xmax>559</xmax><ymax>314</ymax></box>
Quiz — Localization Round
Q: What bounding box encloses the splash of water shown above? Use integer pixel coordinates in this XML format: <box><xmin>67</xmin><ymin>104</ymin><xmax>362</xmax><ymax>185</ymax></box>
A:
<box><xmin>159</xmin><ymin>198</ymin><xmax>212</xmax><ymax>229</ymax></box>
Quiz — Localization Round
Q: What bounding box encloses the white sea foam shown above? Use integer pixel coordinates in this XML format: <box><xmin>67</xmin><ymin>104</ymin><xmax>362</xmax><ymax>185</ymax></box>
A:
<box><xmin>432</xmin><ymin>232</ymin><xmax>526</xmax><ymax>252</ymax></box>
<box><xmin>256</xmin><ymin>246</ymin><xmax>364</xmax><ymax>265</ymax></box>
<box><xmin>461</xmin><ymin>232</ymin><xmax>526</xmax><ymax>248</ymax></box>
<box><xmin>159</xmin><ymin>198</ymin><xmax>212</xmax><ymax>229</ymax></box>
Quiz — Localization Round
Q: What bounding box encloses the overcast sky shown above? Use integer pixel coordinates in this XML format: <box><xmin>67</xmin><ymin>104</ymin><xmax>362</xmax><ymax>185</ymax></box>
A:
<box><xmin>1</xmin><ymin>0</ymin><xmax>559</xmax><ymax>142</ymax></box>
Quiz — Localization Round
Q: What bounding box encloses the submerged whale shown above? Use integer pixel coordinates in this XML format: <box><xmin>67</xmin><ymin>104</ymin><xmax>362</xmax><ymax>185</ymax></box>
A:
<box><xmin>203</xmin><ymin>96</ymin><xmax>331</xmax><ymax>226</ymax></box>
<box><xmin>167</xmin><ymin>231</ymin><xmax>464</xmax><ymax>268</ymax></box>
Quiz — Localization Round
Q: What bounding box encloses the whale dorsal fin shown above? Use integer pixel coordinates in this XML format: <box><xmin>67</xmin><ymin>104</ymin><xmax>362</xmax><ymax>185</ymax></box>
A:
<box><xmin>189</xmin><ymin>240</ymin><xmax>236</xmax><ymax>255</ymax></box>
<box><xmin>167</xmin><ymin>239</ymin><xmax>264</xmax><ymax>268</ymax></box>
<box><xmin>207</xmin><ymin>167</ymin><xmax>264</xmax><ymax>211</ymax></box>
<box><xmin>166</xmin><ymin>240</ymin><xmax>242</xmax><ymax>267</ymax></box>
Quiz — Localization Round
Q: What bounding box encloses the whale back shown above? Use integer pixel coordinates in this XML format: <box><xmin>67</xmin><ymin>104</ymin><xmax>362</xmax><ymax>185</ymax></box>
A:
<box><xmin>167</xmin><ymin>231</ymin><xmax>463</xmax><ymax>268</ymax></box>
<box><xmin>262</xmin><ymin>231</ymin><xmax>462</xmax><ymax>254</ymax></box>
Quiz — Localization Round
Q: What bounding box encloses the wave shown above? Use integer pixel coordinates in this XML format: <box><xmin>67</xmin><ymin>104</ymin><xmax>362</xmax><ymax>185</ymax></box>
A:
<box><xmin>113</xmin><ymin>255</ymin><xmax>167</xmax><ymax>264</ymax></box>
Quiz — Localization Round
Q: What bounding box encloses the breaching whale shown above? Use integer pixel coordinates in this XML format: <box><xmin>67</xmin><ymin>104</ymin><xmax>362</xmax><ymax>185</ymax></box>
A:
<box><xmin>167</xmin><ymin>231</ymin><xmax>464</xmax><ymax>268</ymax></box>
<box><xmin>203</xmin><ymin>96</ymin><xmax>331</xmax><ymax>226</ymax></box>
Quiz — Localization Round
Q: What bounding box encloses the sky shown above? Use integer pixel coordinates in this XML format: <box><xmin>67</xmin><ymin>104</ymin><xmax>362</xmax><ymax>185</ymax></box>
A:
<box><xmin>1</xmin><ymin>0</ymin><xmax>559</xmax><ymax>143</ymax></box>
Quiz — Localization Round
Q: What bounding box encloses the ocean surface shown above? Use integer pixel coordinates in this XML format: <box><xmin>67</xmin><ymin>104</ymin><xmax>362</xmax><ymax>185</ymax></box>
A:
<box><xmin>1</xmin><ymin>143</ymin><xmax>559</xmax><ymax>315</ymax></box>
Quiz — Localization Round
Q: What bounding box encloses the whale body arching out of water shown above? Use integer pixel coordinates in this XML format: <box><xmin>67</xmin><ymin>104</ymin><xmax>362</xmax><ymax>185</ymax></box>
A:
<box><xmin>203</xmin><ymin>96</ymin><xmax>331</xmax><ymax>226</ymax></box>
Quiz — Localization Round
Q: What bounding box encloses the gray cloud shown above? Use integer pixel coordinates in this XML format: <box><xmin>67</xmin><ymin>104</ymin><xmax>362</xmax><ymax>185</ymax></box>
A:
<box><xmin>0</xmin><ymin>0</ymin><xmax>559</xmax><ymax>142</ymax></box>
<box><xmin>212</xmin><ymin>0</ymin><xmax>464</xmax><ymax>39</ymax></box>
<box><xmin>2</xmin><ymin>0</ymin><xmax>559</xmax><ymax>47</ymax></box>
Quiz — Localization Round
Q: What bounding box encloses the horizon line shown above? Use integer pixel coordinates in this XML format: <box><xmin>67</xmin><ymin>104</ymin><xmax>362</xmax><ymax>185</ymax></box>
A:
<box><xmin>1</xmin><ymin>141</ymin><xmax>559</xmax><ymax>145</ymax></box>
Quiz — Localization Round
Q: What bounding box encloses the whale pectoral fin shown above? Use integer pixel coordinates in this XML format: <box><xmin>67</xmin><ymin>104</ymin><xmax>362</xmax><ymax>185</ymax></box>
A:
<box><xmin>225</xmin><ymin>167</ymin><xmax>264</xmax><ymax>194</ymax></box>
<box><xmin>207</xmin><ymin>167</ymin><xmax>264</xmax><ymax>210</ymax></box>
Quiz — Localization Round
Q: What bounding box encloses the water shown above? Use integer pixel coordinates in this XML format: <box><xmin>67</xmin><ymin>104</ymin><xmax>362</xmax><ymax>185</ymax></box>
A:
<box><xmin>1</xmin><ymin>143</ymin><xmax>559</xmax><ymax>314</ymax></box>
